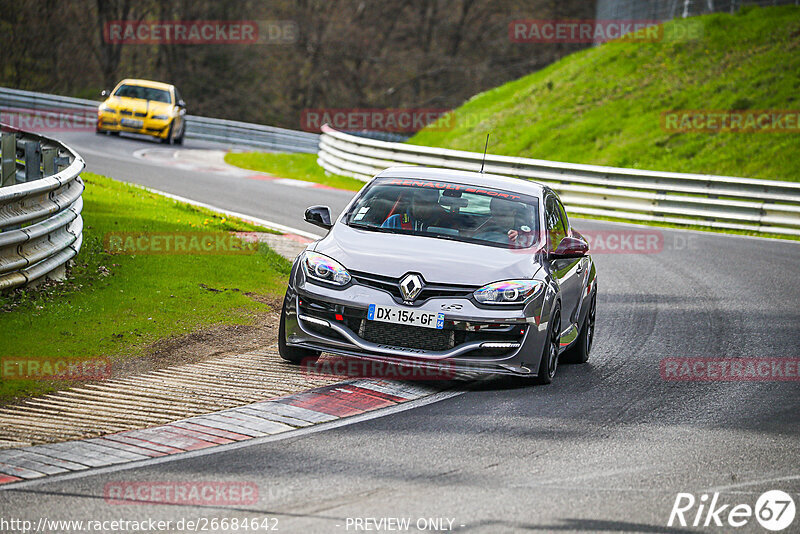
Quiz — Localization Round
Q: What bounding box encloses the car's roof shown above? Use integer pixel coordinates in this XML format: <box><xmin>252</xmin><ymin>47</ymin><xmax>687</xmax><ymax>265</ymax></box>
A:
<box><xmin>374</xmin><ymin>166</ymin><xmax>547</xmax><ymax>198</ymax></box>
<box><xmin>115</xmin><ymin>79</ymin><xmax>174</xmax><ymax>91</ymax></box>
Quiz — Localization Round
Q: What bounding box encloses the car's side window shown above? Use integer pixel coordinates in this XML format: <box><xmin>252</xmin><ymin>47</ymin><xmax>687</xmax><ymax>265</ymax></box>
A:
<box><xmin>545</xmin><ymin>195</ymin><xmax>567</xmax><ymax>249</ymax></box>
<box><xmin>555</xmin><ymin>198</ymin><xmax>570</xmax><ymax>236</ymax></box>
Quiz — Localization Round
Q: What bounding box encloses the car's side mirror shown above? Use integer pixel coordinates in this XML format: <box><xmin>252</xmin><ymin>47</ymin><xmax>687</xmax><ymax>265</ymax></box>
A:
<box><xmin>177</xmin><ymin>99</ymin><xmax>186</xmax><ymax>108</ymax></box>
<box><xmin>550</xmin><ymin>236</ymin><xmax>589</xmax><ymax>259</ymax></box>
<box><xmin>100</xmin><ymin>89</ymin><xmax>109</xmax><ymax>98</ymax></box>
<box><xmin>304</xmin><ymin>205</ymin><xmax>333</xmax><ymax>230</ymax></box>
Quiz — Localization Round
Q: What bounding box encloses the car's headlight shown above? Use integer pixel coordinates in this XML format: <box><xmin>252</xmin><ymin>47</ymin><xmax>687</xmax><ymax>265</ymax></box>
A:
<box><xmin>474</xmin><ymin>280</ymin><xmax>543</xmax><ymax>305</ymax></box>
<box><xmin>151</xmin><ymin>114</ymin><xmax>169</xmax><ymax>120</ymax></box>
<box><xmin>302</xmin><ymin>251</ymin><xmax>351</xmax><ymax>286</ymax></box>
<box><xmin>98</xmin><ymin>104</ymin><xmax>115</xmax><ymax>113</ymax></box>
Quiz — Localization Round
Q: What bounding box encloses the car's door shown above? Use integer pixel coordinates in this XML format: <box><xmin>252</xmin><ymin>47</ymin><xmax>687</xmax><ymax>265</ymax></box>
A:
<box><xmin>546</xmin><ymin>194</ymin><xmax>581</xmax><ymax>336</ymax></box>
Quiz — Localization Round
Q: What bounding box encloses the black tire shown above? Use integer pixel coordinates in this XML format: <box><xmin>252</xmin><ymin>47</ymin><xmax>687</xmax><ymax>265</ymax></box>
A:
<box><xmin>278</xmin><ymin>295</ymin><xmax>321</xmax><ymax>364</ymax></box>
<box><xmin>534</xmin><ymin>307</ymin><xmax>560</xmax><ymax>385</ymax></box>
<box><xmin>562</xmin><ymin>291</ymin><xmax>596</xmax><ymax>364</ymax></box>
<box><xmin>161</xmin><ymin>121</ymin><xmax>175</xmax><ymax>144</ymax></box>
<box><xmin>174</xmin><ymin>120</ymin><xmax>185</xmax><ymax>145</ymax></box>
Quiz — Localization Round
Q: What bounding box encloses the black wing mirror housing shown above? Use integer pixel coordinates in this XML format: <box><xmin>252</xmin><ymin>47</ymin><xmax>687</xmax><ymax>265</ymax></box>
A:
<box><xmin>551</xmin><ymin>236</ymin><xmax>589</xmax><ymax>259</ymax></box>
<box><xmin>304</xmin><ymin>205</ymin><xmax>333</xmax><ymax>230</ymax></box>
<box><xmin>100</xmin><ymin>89</ymin><xmax>109</xmax><ymax>98</ymax></box>
<box><xmin>177</xmin><ymin>99</ymin><xmax>186</xmax><ymax>108</ymax></box>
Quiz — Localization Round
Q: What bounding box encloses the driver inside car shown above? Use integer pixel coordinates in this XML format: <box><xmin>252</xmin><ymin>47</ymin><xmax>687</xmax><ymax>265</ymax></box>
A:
<box><xmin>381</xmin><ymin>188</ymin><xmax>451</xmax><ymax>231</ymax></box>
<box><xmin>477</xmin><ymin>197</ymin><xmax>536</xmax><ymax>247</ymax></box>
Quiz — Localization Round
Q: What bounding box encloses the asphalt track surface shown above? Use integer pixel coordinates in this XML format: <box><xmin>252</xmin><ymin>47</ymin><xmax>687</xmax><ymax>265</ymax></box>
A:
<box><xmin>1</xmin><ymin>131</ymin><xmax>798</xmax><ymax>533</ymax></box>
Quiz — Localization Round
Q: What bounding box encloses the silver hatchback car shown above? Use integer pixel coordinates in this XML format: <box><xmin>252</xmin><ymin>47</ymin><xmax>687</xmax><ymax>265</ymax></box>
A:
<box><xmin>279</xmin><ymin>166</ymin><xmax>597</xmax><ymax>383</ymax></box>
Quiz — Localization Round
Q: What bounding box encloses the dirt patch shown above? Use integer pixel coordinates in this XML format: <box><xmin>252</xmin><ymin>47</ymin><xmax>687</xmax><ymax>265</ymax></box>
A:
<box><xmin>110</xmin><ymin>293</ymin><xmax>283</xmax><ymax>378</ymax></box>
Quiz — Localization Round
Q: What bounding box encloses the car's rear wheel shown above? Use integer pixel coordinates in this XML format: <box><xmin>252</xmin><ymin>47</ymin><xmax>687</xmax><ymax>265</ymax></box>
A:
<box><xmin>278</xmin><ymin>294</ymin><xmax>321</xmax><ymax>365</ymax></box>
<box><xmin>562</xmin><ymin>291</ymin><xmax>596</xmax><ymax>364</ymax></box>
<box><xmin>534</xmin><ymin>308</ymin><xmax>560</xmax><ymax>385</ymax></box>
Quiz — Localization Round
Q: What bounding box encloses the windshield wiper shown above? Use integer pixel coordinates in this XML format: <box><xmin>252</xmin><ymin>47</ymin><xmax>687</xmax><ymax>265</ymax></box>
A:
<box><xmin>347</xmin><ymin>223</ymin><xmax>401</xmax><ymax>234</ymax></box>
<box><xmin>349</xmin><ymin>223</ymin><xmax>464</xmax><ymax>242</ymax></box>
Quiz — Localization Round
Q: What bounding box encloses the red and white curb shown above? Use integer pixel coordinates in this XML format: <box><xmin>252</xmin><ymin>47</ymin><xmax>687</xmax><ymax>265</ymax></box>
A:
<box><xmin>0</xmin><ymin>379</ymin><xmax>447</xmax><ymax>487</ymax></box>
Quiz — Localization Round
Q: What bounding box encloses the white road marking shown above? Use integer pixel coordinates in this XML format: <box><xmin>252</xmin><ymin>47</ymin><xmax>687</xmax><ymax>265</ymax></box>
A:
<box><xmin>136</xmin><ymin>184</ymin><xmax>323</xmax><ymax>240</ymax></box>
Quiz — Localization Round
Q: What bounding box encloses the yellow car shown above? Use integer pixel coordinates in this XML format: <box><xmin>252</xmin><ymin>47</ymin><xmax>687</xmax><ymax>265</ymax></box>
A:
<box><xmin>96</xmin><ymin>79</ymin><xmax>186</xmax><ymax>144</ymax></box>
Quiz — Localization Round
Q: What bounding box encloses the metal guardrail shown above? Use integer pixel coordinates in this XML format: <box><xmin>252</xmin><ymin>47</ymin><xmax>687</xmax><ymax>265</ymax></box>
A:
<box><xmin>0</xmin><ymin>125</ymin><xmax>85</xmax><ymax>291</ymax></box>
<box><xmin>0</xmin><ymin>87</ymin><xmax>319</xmax><ymax>153</ymax></box>
<box><xmin>318</xmin><ymin>125</ymin><xmax>800</xmax><ymax>236</ymax></box>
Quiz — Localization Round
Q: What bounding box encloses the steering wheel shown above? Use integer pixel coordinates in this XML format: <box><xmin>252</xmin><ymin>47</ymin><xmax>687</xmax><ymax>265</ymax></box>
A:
<box><xmin>472</xmin><ymin>224</ymin><xmax>511</xmax><ymax>241</ymax></box>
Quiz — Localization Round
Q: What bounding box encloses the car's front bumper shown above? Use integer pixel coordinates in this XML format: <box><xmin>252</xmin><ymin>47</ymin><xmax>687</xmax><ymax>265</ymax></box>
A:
<box><xmin>284</xmin><ymin>267</ymin><xmax>556</xmax><ymax>376</ymax></box>
<box><xmin>97</xmin><ymin>111</ymin><xmax>171</xmax><ymax>138</ymax></box>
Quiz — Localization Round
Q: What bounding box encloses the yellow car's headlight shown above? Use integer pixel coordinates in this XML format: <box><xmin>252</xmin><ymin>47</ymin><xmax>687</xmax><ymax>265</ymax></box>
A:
<box><xmin>98</xmin><ymin>103</ymin><xmax>115</xmax><ymax>113</ymax></box>
<box><xmin>151</xmin><ymin>114</ymin><xmax>169</xmax><ymax>120</ymax></box>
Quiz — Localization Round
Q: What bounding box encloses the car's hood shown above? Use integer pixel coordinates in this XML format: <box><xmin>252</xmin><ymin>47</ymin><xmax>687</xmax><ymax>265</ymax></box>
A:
<box><xmin>313</xmin><ymin>224</ymin><xmax>542</xmax><ymax>286</ymax></box>
<box><xmin>108</xmin><ymin>96</ymin><xmax>173</xmax><ymax>115</ymax></box>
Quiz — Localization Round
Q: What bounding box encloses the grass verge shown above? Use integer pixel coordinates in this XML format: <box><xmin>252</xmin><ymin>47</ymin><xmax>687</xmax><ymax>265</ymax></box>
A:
<box><xmin>0</xmin><ymin>173</ymin><xmax>292</xmax><ymax>403</ymax></box>
<box><xmin>409</xmin><ymin>6</ymin><xmax>800</xmax><ymax>181</ymax></box>
<box><xmin>224</xmin><ymin>152</ymin><xmax>365</xmax><ymax>191</ymax></box>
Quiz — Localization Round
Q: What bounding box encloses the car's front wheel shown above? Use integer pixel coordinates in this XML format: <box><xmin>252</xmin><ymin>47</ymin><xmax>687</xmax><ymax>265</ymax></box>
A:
<box><xmin>161</xmin><ymin>121</ymin><xmax>175</xmax><ymax>144</ymax></box>
<box><xmin>534</xmin><ymin>307</ymin><xmax>560</xmax><ymax>385</ymax></box>
<box><xmin>562</xmin><ymin>291</ymin><xmax>596</xmax><ymax>364</ymax></box>
<box><xmin>278</xmin><ymin>294</ymin><xmax>321</xmax><ymax>365</ymax></box>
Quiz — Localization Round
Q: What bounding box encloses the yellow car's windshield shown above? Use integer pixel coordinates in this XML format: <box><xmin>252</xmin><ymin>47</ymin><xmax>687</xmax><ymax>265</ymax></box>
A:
<box><xmin>113</xmin><ymin>84</ymin><xmax>172</xmax><ymax>104</ymax></box>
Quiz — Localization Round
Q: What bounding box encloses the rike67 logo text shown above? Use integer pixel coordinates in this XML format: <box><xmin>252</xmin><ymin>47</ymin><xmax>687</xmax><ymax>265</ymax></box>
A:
<box><xmin>669</xmin><ymin>490</ymin><xmax>795</xmax><ymax>531</ymax></box>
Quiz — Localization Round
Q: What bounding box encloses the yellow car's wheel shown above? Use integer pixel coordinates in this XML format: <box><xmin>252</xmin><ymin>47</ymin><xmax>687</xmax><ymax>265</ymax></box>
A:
<box><xmin>161</xmin><ymin>121</ymin><xmax>175</xmax><ymax>145</ymax></box>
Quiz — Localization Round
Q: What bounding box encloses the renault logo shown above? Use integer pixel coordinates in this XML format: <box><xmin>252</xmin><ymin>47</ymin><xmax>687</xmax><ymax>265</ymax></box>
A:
<box><xmin>399</xmin><ymin>273</ymin><xmax>424</xmax><ymax>302</ymax></box>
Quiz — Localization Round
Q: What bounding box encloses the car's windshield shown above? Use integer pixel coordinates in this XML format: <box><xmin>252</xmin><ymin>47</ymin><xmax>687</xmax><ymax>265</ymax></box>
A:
<box><xmin>113</xmin><ymin>84</ymin><xmax>172</xmax><ymax>103</ymax></box>
<box><xmin>345</xmin><ymin>178</ymin><xmax>541</xmax><ymax>249</ymax></box>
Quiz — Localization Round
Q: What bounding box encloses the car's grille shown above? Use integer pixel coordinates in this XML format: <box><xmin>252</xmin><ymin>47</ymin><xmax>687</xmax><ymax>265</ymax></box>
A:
<box><xmin>358</xmin><ymin>320</ymin><xmax>455</xmax><ymax>351</ymax></box>
<box><xmin>119</xmin><ymin>110</ymin><xmax>147</xmax><ymax>117</ymax></box>
<box><xmin>349</xmin><ymin>270</ymin><xmax>477</xmax><ymax>304</ymax></box>
<box><xmin>298</xmin><ymin>297</ymin><xmax>526</xmax><ymax>357</ymax></box>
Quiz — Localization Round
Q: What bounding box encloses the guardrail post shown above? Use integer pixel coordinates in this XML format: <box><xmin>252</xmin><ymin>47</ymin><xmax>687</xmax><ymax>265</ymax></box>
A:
<box><xmin>42</xmin><ymin>146</ymin><xmax>57</xmax><ymax>177</ymax></box>
<box><xmin>1</xmin><ymin>132</ymin><xmax>15</xmax><ymax>187</ymax></box>
<box><xmin>22</xmin><ymin>140</ymin><xmax>41</xmax><ymax>183</ymax></box>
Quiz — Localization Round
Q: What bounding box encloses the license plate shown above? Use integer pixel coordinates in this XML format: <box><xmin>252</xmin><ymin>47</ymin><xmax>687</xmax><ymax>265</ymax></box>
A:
<box><xmin>368</xmin><ymin>304</ymin><xmax>444</xmax><ymax>329</ymax></box>
<box><xmin>120</xmin><ymin>118</ymin><xmax>143</xmax><ymax>129</ymax></box>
